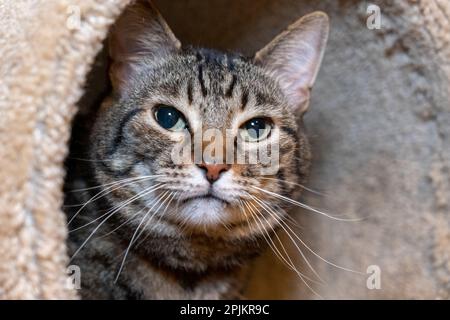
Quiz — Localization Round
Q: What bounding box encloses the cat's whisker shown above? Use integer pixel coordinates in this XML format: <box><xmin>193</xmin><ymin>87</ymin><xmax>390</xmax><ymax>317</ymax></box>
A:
<box><xmin>96</xmin><ymin>208</ymin><xmax>145</xmax><ymax>239</ymax></box>
<box><xmin>114</xmin><ymin>191</ymin><xmax>172</xmax><ymax>283</ymax></box>
<box><xmin>67</xmin><ymin>178</ymin><xmax>136</xmax><ymax>211</ymax></box>
<box><xmin>68</xmin><ymin>174</ymin><xmax>162</xmax><ymax>193</ymax></box>
<box><xmin>219</xmin><ymin>219</ymin><xmax>232</xmax><ymax>232</ymax></box>
<box><xmin>253</xmin><ymin>195</ymin><xmax>364</xmax><ymax>276</ymax></box>
<box><xmin>250</xmin><ymin>195</ymin><xmax>324</xmax><ymax>283</ymax></box>
<box><xmin>266</xmin><ymin>201</ymin><xmax>304</xmax><ymax>231</ymax></box>
<box><xmin>239</xmin><ymin>200</ymin><xmax>286</xmax><ymax>259</ymax></box>
<box><xmin>236</xmin><ymin>200</ymin><xmax>250</xmax><ymax>230</ymax></box>
<box><xmin>244</xmin><ymin>199</ymin><xmax>320</xmax><ymax>284</ymax></box>
<box><xmin>154</xmin><ymin>191</ymin><xmax>178</xmax><ymax>225</ymax></box>
<box><xmin>242</xmin><ymin>199</ymin><xmax>323</xmax><ymax>292</ymax></box>
<box><xmin>240</xmin><ymin>199</ymin><xmax>298</xmax><ymax>271</ymax></box>
<box><xmin>69</xmin><ymin>184</ymin><xmax>166</xmax><ymax>262</ymax></box>
<box><xmin>134</xmin><ymin>191</ymin><xmax>178</xmax><ymax>248</ymax></box>
<box><xmin>245</xmin><ymin>200</ymin><xmax>324</xmax><ymax>298</ymax></box>
<box><xmin>67</xmin><ymin>156</ymin><xmax>135</xmax><ymax>163</ymax></box>
<box><xmin>67</xmin><ymin>175</ymin><xmax>161</xmax><ymax>225</ymax></box>
<box><xmin>251</xmin><ymin>186</ymin><xmax>361</xmax><ymax>222</ymax></box>
<box><xmin>69</xmin><ymin>183</ymin><xmax>164</xmax><ymax>233</ymax></box>
<box><xmin>178</xmin><ymin>217</ymin><xmax>190</xmax><ymax>235</ymax></box>
<box><xmin>259</xmin><ymin>177</ymin><xmax>326</xmax><ymax>196</ymax></box>
<box><xmin>172</xmin><ymin>197</ymin><xmax>192</xmax><ymax>234</ymax></box>
<box><xmin>275</xmin><ymin>211</ymin><xmax>364</xmax><ymax>276</ymax></box>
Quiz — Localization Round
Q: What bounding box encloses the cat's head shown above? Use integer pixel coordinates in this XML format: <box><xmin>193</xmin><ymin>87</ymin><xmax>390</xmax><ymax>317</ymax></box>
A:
<box><xmin>92</xmin><ymin>0</ymin><xmax>328</xmax><ymax>239</ymax></box>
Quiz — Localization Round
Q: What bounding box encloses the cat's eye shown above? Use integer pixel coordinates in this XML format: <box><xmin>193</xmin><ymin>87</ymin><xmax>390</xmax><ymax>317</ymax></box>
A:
<box><xmin>154</xmin><ymin>105</ymin><xmax>187</xmax><ymax>131</ymax></box>
<box><xmin>239</xmin><ymin>118</ymin><xmax>272</xmax><ymax>142</ymax></box>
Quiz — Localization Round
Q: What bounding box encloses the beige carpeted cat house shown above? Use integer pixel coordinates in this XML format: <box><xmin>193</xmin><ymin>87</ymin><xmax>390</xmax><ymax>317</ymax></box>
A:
<box><xmin>0</xmin><ymin>0</ymin><xmax>449</xmax><ymax>299</ymax></box>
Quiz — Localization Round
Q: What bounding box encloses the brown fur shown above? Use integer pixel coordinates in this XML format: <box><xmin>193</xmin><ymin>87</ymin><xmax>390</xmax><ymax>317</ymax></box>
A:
<box><xmin>64</xmin><ymin>0</ymin><xmax>328</xmax><ymax>299</ymax></box>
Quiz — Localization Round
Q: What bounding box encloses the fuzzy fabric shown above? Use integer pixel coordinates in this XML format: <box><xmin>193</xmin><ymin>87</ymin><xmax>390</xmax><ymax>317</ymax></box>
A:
<box><xmin>0</xmin><ymin>0</ymin><xmax>449</xmax><ymax>299</ymax></box>
<box><xmin>0</xmin><ymin>0</ymin><xmax>130</xmax><ymax>299</ymax></box>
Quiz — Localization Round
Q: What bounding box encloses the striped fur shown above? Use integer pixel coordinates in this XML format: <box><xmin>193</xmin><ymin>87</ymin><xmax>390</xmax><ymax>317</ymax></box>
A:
<box><xmin>65</xmin><ymin>0</ymin><xmax>327</xmax><ymax>299</ymax></box>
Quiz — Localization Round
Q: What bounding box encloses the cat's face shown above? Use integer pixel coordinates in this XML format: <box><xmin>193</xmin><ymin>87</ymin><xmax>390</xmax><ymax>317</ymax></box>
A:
<box><xmin>91</xmin><ymin>0</ymin><xmax>328</xmax><ymax>240</ymax></box>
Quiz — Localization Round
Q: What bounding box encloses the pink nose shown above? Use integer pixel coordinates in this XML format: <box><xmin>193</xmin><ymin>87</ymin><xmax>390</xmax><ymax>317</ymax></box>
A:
<box><xmin>197</xmin><ymin>163</ymin><xmax>231</xmax><ymax>183</ymax></box>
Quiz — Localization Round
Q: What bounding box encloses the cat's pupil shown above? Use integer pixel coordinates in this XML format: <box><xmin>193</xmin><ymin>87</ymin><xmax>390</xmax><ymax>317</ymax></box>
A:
<box><xmin>245</xmin><ymin>118</ymin><xmax>267</xmax><ymax>139</ymax></box>
<box><xmin>155</xmin><ymin>105</ymin><xmax>182</xmax><ymax>129</ymax></box>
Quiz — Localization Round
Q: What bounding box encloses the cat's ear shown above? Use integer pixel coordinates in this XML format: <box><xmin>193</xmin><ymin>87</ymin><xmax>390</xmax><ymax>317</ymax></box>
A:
<box><xmin>109</xmin><ymin>0</ymin><xmax>181</xmax><ymax>95</ymax></box>
<box><xmin>254</xmin><ymin>12</ymin><xmax>329</xmax><ymax>114</ymax></box>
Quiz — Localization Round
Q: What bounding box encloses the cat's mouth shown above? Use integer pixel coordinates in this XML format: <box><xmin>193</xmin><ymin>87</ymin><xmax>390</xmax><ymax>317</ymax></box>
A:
<box><xmin>181</xmin><ymin>194</ymin><xmax>229</xmax><ymax>206</ymax></box>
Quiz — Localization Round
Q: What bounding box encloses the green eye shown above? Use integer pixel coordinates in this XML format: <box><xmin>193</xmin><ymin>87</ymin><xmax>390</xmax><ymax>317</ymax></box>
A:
<box><xmin>154</xmin><ymin>105</ymin><xmax>187</xmax><ymax>131</ymax></box>
<box><xmin>239</xmin><ymin>118</ymin><xmax>272</xmax><ymax>142</ymax></box>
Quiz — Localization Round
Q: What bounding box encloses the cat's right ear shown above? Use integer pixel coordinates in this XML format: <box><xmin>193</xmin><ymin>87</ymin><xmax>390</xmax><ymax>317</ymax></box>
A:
<box><xmin>109</xmin><ymin>0</ymin><xmax>181</xmax><ymax>95</ymax></box>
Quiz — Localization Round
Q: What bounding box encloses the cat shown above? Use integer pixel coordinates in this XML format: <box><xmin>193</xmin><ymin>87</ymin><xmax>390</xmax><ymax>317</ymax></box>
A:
<box><xmin>65</xmin><ymin>0</ymin><xmax>329</xmax><ymax>299</ymax></box>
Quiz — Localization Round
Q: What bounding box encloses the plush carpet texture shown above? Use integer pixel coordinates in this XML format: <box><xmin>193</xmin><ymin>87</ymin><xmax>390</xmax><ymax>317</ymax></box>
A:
<box><xmin>0</xmin><ymin>0</ymin><xmax>128</xmax><ymax>299</ymax></box>
<box><xmin>0</xmin><ymin>0</ymin><xmax>449</xmax><ymax>299</ymax></box>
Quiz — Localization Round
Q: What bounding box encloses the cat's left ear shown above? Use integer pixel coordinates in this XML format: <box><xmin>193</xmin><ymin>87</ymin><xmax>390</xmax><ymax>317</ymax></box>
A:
<box><xmin>254</xmin><ymin>12</ymin><xmax>329</xmax><ymax>114</ymax></box>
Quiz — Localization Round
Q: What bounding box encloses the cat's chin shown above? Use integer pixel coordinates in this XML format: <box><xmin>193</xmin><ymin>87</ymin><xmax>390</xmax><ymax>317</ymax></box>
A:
<box><xmin>177</xmin><ymin>197</ymin><xmax>232</xmax><ymax>227</ymax></box>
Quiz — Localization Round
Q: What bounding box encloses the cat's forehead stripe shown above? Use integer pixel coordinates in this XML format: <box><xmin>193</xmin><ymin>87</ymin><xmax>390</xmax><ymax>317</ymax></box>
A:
<box><xmin>225</xmin><ymin>74</ymin><xmax>237</xmax><ymax>98</ymax></box>
<box><xmin>197</xmin><ymin>64</ymin><xmax>207</xmax><ymax>97</ymax></box>
<box><xmin>187</xmin><ymin>78</ymin><xmax>193</xmax><ymax>105</ymax></box>
<box><xmin>240</xmin><ymin>89</ymin><xmax>249</xmax><ymax>110</ymax></box>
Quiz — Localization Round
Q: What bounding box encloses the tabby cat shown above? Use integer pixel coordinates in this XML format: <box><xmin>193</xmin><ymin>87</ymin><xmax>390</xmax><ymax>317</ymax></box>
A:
<box><xmin>66</xmin><ymin>0</ymin><xmax>329</xmax><ymax>299</ymax></box>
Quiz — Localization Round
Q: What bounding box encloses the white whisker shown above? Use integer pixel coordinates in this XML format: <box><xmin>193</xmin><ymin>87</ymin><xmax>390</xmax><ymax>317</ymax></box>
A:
<box><xmin>242</xmin><ymin>199</ymin><xmax>321</xmax><ymax>286</ymax></box>
<box><xmin>67</xmin><ymin>175</ymin><xmax>161</xmax><ymax>225</ymax></box>
<box><xmin>114</xmin><ymin>191</ymin><xmax>172</xmax><ymax>283</ymax></box>
<box><xmin>70</xmin><ymin>184</ymin><xmax>165</xmax><ymax>262</ymax></box>
<box><xmin>252</xmin><ymin>193</ymin><xmax>364</xmax><ymax>276</ymax></box>
<box><xmin>259</xmin><ymin>177</ymin><xmax>326</xmax><ymax>196</ymax></box>
<box><xmin>136</xmin><ymin>192</ymin><xmax>178</xmax><ymax>247</ymax></box>
<box><xmin>68</xmin><ymin>175</ymin><xmax>162</xmax><ymax>193</ymax></box>
<box><xmin>251</xmin><ymin>195</ymin><xmax>324</xmax><ymax>283</ymax></box>
<box><xmin>252</xmin><ymin>186</ymin><xmax>361</xmax><ymax>222</ymax></box>
<box><xmin>243</xmin><ymin>200</ymin><xmax>323</xmax><ymax>298</ymax></box>
<box><xmin>278</xmin><ymin>213</ymin><xmax>364</xmax><ymax>275</ymax></box>
<box><xmin>69</xmin><ymin>183</ymin><xmax>164</xmax><ymax>233</ymax></box>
